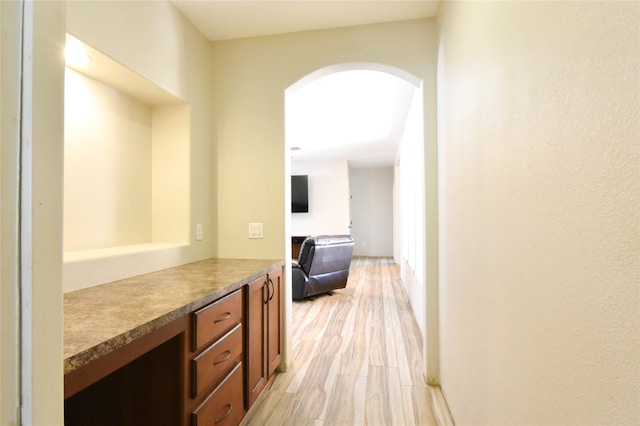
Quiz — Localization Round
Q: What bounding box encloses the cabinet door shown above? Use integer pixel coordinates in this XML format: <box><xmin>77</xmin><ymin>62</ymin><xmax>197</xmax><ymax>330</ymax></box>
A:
<box><xmin>245</xmin><ymin>275</ymin><xmax>268</xmax><ymax>408</ymax></box>
<box><xmin>267</xmin><ymin>268</ymin><xmax>282</xmax><ymax>377</ymax></box>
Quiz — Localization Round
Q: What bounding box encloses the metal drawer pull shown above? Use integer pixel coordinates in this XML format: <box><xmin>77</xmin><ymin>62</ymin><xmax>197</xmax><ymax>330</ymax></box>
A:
<box><xmin>214</xmin><ymin>350</ymin><xmax>232</xmax><ymax>365</ymax></box>
<box><xmin>268</xmin><ymin>278</ymin><xmax>275</xmax><ymax>301</ymax></box>
<box><xmin>213</xmin><ymin>312</ymin><xmax>231</xmax><ymax>323</ymax></box>
<box><xmin>215</xmin><ymin>403</ymin><xmax>232</xmax><ymax>424</ymax></box>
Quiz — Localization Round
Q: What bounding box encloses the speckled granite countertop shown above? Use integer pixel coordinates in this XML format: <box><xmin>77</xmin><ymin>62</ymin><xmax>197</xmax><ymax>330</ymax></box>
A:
<box><xmin>64</xmin><ymin>258</ymin><xmax>284</xmax><ymax>374</ymax></box>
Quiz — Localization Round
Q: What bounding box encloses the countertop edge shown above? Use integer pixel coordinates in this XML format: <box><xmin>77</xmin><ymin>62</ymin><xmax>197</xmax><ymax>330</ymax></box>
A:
<box><xmin>64</xmin><ymin>259</ymin><xmax>284</xmax><ymax>375</ymax></box>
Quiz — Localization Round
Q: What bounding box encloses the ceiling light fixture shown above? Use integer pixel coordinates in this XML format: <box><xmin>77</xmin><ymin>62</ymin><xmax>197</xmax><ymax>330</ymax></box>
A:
<box><xmin>65</xmin><ymin>37</ymin><xmax>91</xmax><ymax>67</ymax></box>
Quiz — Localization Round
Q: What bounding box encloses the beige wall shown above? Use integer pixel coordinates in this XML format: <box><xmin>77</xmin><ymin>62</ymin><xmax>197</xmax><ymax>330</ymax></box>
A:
<box><xmin>64</xmin><ymin>68</ymin><xmax>153</xmax><ymax>251</ymax></box>
<box><xmin>0</xmin><ymin>2</ymin><xmax>21</xmax><ymax>423</ymax></box>
<box><xmin>0</xmin><ymin>2</ymin><xmax>68</xmax><ymax>423</ymax></box>
<box><xmin>63</xmin><ymin>62</ymin><xmax>194</xmax><ymax>291</ymax></box>
<box><xmin>397</xmin><ymin>85</ymin><xmax>427</xmax><ymax>339</ymax></box>
<box><xmin>0</xmin><ymin>1</ymin><xmax>215</xmax><ymax>421</ymax></box>
<box><xmin>211</xmin><ymin>19</ymin><xmax>440</xmax><ymax>374</ymax></box>
<box><xmin>65</xmin><ymin>1</ymin><xmax>215</xmax><ymax>288</ymax></box>
<box><xmin>437</xmin><ymin>1</ymin><xmax>640</xmax><ymax>424</ymax></box>
<box><xmin>30</xmin><ymin>4</ymin><xmax>66</xmax><ymax>421</ymax></box>
<box><xmin>211</xmin><ymin>19</ymin><xmax>437</xmax><ymax>259</ymax></box>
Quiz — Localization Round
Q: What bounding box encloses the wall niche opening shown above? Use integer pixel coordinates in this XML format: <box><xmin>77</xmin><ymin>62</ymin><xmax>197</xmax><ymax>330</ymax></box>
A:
<box><xmin>63</xmin><ymin>34</ymin><xmax>190</xmax><ymax>292</ymax></box>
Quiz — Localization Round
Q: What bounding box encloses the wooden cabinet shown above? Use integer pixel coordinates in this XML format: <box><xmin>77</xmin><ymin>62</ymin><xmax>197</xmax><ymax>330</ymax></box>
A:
<box><xmin>191</xmin><ymin>362</ymin><xmax>245</xmax><ymax>426</ymax></box>
<box><xmin>189</xmin><ymin>289</ymin><xmax>245</xmax><ymax>425</ymax></box>
<box><xmin>266</xmin><ymin>267</ymin><xmax>283</xmax><ymax>376</ymax></box>
<box><xmin>64</xmin><ymin>261</ymin><xmax>284</xmax><ymax>426</ymax></box>
<box><xmin>192</xmin><ymin>290</ymin><xmax>243</xmax><ymax>351</ymax></box>
<box><xmin>191</xmin><ymin>323</ymin><xmax>243</xmax><ymax>398</ymax></box>
<box><xmin>245</xmin><ymin>267</ymin><xmax>283</xmax><ymax>408</ymax></box>
<box><xmin>192</xmin><ymin>264</ymin><xmax>282</xmax><ymax>421</ymax></box>
<box><xmin>246</xmin><ymin>275</ymin><xmax>268</xmax><ymax>406</ymax></box>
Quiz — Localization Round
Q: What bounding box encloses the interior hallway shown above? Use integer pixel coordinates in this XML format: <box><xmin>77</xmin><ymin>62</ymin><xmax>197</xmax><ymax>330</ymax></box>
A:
<box><xmin>243</xmin><ymin>257</ymin><xmax>451</xmax><ymax>425</ymax></box>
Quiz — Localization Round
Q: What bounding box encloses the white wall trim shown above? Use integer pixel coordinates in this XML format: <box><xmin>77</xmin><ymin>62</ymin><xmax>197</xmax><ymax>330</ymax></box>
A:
<box><xmin>19</xmin><ymin>0</ymin><xmax>34</xmax><ymax>422</ymax></box>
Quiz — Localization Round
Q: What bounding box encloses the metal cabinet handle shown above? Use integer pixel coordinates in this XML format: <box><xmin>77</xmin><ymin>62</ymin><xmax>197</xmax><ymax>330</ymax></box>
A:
<box><xmin>213</xmin><ymin>312</ymin><xmax>231</xmax><ymax>323</ymax></box>
<box><xmin>268</xmin><ymin>278</ymin><xmax>275</xmax><ymax>301</ymax></box>
<box><xmin>215</xmin><ymin>403</ymin><xmax>233</xmax><ymax>424</ymax></box>
<box><xmin>213</xmin><ymin>350</ymin><xmax>232</xmax><ymax>366</ymax></box>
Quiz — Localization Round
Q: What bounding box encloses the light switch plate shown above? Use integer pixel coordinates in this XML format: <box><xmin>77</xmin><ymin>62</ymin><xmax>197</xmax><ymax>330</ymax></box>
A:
<box><xmin>249</xmin><ymin>223</ymin><xmax>263</xmax><ymax>239</ymax></box>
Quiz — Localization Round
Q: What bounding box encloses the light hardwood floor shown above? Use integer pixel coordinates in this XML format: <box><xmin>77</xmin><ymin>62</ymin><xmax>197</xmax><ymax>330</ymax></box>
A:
<box><xmin>243</xmin><ymin>257</ymin><xmax>448</xmax><ymax>426</ymax></box>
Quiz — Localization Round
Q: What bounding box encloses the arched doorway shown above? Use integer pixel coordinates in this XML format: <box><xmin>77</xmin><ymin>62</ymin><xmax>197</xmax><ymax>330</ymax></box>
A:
<box><xmin>284</xmin><ymin>62</ymin><xmax>436</xmax><ymax>382</ymax></box>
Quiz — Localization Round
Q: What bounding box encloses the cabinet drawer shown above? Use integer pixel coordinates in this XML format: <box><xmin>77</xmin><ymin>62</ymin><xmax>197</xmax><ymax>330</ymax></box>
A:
<box><xmin>192</xmin><ymin>323</ymin><xmax>243</xmax><ymax>398</ymax></box>
<box><xmin>191</xmin><ymin>362</ymin><xmax>244</xmax><ymax>426</ymax></box>
<box><xmin>193</xmin><ymin>290</ymin><xmax>242</xmax><ymax>351</ymax></box>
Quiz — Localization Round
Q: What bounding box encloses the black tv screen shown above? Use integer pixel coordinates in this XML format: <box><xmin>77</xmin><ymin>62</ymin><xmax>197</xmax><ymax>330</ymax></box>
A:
<box><xmin>291</xmin><ymin>175</ymin><xmax>309</xmax><ymax>213</ymax></box>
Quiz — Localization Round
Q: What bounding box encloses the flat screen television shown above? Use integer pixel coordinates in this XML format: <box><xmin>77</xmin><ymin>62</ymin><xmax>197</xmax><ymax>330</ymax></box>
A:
<box><xmin>291</xmin><ymin>175</ymin><xmax>309</xmax><ymax>213</ymax></box>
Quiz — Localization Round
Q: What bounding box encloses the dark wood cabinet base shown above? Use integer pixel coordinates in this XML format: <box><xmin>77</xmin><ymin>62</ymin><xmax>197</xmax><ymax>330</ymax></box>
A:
<box><xmin>65</xmin><ymin>333</ymin><xmax>182</xmax><ymax>426</ymax></box>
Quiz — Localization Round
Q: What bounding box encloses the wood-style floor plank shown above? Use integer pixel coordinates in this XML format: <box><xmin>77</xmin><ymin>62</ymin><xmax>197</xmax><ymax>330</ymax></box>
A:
<box><xmin>242</xmin><ymin>257</ymin><xmax>441</xmax><ymax>426</ymax></box>
<box><xmin>364</xmin><ymin>366</ymin><xmax>394</xmax><ymax>425</ymax></box>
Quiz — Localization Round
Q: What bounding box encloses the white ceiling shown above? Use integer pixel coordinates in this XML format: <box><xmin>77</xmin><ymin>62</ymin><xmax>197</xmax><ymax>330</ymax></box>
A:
<box><xmin>169</xmin><ymin>0</ymin><xmax>439</xmax><ymax>167</ymax></box>
<box><xmin>169</xmin><ymin>0</ymin><xmax>440</xmax><ymax>42</ymax></box>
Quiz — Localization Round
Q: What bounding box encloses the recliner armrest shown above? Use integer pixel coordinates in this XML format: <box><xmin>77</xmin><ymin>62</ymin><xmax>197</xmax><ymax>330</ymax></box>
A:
<box><xmin>291</xmin><ymin>263</ymin><xmax>309</xmax><ymax>301</ymax></box>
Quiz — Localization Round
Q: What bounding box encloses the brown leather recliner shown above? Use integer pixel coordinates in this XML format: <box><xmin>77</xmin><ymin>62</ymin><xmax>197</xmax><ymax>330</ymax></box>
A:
<box><xmin>291</xmin><ymin>235</ymin><xmax>354</xmax><ymax>300</ymax></box>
